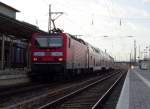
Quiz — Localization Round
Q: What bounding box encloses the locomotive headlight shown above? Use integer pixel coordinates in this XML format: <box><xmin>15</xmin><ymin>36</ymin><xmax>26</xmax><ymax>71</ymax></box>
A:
<box><xmin>58</xmin><ymin>58</ymin><xmax>63</xmax><ymax>61</ymax></box>
<box><xmin>33</xmin><ymin>58</ymin><xmax>38</xmax><ymax>61</ymax></box>
<box><xmin>33</xmin><ymin>52</ymin><xmax>45</xmax><ymax>56</ymax></box>
<box><xmin>51</xmin><ymin>52</ymin><xmax>63</xmax><ymax>56</ymax></box>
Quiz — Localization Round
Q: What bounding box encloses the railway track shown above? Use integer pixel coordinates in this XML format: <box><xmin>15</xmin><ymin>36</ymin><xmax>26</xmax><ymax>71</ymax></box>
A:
<box><xmin>100</xmin><ymin>72</ymin><xmax>127</xmax><ymax>109</ymax></box>
<box><xmin>0</xmin><ymin>83</ymin><xmax>51</xmax><ymax>97</ymax></box>
<box><xmin>1</xmin><ymin>70</ymin><xmax>124</xmax><ymax>109</ymax></box>
<box><xmin>0</xmin><ymin>82</ymin><xmax>57</xmax><ymax>108</ymax></box>
<box><xmin>39</xmin><ymin>71</ymin><xmax>124</xmax><ymax>109</ymax></box>
<box><xmin>0</xmin><ymin>72</ymin><xmax>97</xmax><ymax>98</ymax></box>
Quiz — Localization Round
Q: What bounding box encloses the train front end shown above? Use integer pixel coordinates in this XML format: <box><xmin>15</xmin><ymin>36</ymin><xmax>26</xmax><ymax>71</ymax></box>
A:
<box><xmin>31</xmin><ymin>33</ymin><xmax>66</xmax><ymax>79</ymax></box>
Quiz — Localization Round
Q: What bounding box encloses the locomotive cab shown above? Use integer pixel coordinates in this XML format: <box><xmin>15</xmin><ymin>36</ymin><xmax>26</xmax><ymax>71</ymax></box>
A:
<box><xmin>31</xmin><ymin>33</ymin><xmax>66</xmax><ymax>79</ymax></box>
<box><xmin>32</xmin><ymin>35</ymin><xmax>64</xmax><ymax>62</ymax></box>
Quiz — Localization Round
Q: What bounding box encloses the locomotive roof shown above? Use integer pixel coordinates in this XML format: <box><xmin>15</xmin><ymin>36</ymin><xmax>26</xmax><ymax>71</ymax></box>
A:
<box><xmin>68</xmin><ymin>34</ymin><xmax>86</xmax><ymax>45</ymax></box>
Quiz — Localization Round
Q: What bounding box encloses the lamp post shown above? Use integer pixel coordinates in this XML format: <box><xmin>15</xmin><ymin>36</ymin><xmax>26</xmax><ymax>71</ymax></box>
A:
<box><xmin>130</xmin><ymin>52</ymin><xmax>132</xmax><ymax>68</ymax></box>
<box><xmin>146</xmin><ymin>46</ymin><xmax>148</xmax><ymax>59</ymax></box>
<box><xmin>134</xmin><ymin>40</ymin><xmax>137</xmax><ymax>63</ymax></box>
<box><xmin>127</xmin><ymin>36</ymin><xmax>137</xmax><ymax>65</ymax></box>
<box><xmin>144</xmin><ymin>49</ymin><xmax>146</xmax><ymax>59</ymax></box>
<box><xmin>149</xmin><ymin>46</ymin><xmax>150</xmax><ymax>60</ymax></box>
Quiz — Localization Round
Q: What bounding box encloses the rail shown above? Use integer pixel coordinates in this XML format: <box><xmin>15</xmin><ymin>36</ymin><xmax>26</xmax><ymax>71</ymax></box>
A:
<box><xmin>38</xmin><ymin>72</ymin><xmax>121</xmax><ymax>109</ymax></box>
<box><xmin>92</xmin><ymin>73</ymin><xmax>123</xmax><ymax>109</ymax></box>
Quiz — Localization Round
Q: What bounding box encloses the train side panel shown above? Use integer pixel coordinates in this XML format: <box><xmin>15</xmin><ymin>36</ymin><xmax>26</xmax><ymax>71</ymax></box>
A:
<box><xmin>66</xmin><ymin>34</ymin><xmax>88</xmax><ymax>73</ymax></box>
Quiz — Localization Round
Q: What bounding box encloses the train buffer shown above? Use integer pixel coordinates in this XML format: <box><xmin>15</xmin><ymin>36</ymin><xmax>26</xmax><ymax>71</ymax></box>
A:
<box><xmin>116</xmin><ymin>67</ymin><xmax>150</xmax><ymax>109</ymax></box>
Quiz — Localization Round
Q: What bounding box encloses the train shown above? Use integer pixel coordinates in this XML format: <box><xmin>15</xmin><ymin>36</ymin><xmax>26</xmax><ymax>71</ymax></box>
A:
<box><xmin>30</xmin><ymin>31</ymin><xmax>114</xmax><ymax>80</ymax></box>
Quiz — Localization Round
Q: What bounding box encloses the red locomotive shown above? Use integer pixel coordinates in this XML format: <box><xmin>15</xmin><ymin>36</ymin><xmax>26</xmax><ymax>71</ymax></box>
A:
<box><xmin>30</xmin><ymin>31</ymin><xmax>114</xmax><ymax>80</ymax></box>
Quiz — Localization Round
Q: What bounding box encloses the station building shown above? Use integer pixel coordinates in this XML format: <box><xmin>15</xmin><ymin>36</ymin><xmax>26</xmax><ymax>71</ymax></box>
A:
<box><xmin>0</xmin><ymin>1</ymin><xmax>33</xmax><ymax>70</ymax></box>
<box><xmin>0</xmin><ymin>2</ymin><xmax>46</xmax><ymax>85</ymax></box>
<box><xmin>0</xmin><ymin>2</ymin><xmax>19</xmax><ymax>19</ymax></box>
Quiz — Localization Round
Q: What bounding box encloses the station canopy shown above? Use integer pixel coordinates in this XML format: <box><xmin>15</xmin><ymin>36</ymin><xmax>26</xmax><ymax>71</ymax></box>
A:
<box><xmin>0</xmin><ymin>13</ymin><xmax>47</xmax><ymax>40</ymax></box>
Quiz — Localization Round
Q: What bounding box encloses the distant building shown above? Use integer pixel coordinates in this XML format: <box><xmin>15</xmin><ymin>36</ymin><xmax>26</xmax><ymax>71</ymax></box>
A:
<box><xmin>0</xmin><ymin>2</ymin><xmax>19</xmax><ymax>19</ymax></box>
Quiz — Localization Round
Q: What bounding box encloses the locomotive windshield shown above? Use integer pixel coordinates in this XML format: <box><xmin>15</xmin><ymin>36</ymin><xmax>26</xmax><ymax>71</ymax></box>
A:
<box><xmin>35</xmin><ymin>37</ymin><xmax>63</xmax><ymax>48</ymax></box>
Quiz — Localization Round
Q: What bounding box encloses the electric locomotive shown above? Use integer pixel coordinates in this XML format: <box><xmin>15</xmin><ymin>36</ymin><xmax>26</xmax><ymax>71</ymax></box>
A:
<box><xmin>30</xmin><ymin>31</ymin><xmax>114</xmax><ymax>80</ymax></box>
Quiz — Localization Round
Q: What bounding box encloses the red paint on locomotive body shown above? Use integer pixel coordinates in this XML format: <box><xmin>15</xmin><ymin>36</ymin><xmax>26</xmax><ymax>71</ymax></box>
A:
<box><xmin>31</xmin><ymin>33</ymin><xmax>67</xmax><ymax>64</ymax></box>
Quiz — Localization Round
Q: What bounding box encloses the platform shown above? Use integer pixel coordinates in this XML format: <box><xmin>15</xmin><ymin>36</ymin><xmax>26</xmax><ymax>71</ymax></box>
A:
<box><xmin>0</xmin><ymin>68</ymin><xmax>30</xmax><ymax>86</ymax></box>
<box><xmin>116</xmin><ymin>68</ymin><xmax>150</xmax><ymax>109</ymax></box>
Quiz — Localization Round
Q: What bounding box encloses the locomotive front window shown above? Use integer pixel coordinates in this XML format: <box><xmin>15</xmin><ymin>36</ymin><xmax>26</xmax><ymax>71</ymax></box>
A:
<box><xmin>35</xmin><ymin>37</ymin><xmax>48</xmax><ymax>47</ymax></box>
<box><xmin>35</xmin><ymin>37</ymin><xmax>63</xmax><ymax>48</ymax></box>
<box><xmin>48</xmin><ymin>37</ymin><xmax>62</xmax><ymax>47</ymax></box>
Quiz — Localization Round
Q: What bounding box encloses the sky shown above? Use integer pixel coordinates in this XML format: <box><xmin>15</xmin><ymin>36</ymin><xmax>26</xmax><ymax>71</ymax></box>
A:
<box><xmin>1</xmin><ymin>0</ymin><xmax>150</xmax><ymax>61</ymax></box>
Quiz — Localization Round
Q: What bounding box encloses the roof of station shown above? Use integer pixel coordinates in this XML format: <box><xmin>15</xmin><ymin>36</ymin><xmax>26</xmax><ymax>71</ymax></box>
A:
<box><xmin>0</xmin><ymin>13</ymin><xmax>47</xmax><ymax>40</ymax></box>
<box><xmin>0</xmin><ymin>2</ymin><xmax>20</xmax><ymax>12</ymax></box>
